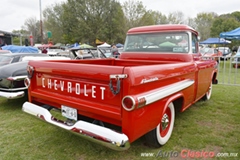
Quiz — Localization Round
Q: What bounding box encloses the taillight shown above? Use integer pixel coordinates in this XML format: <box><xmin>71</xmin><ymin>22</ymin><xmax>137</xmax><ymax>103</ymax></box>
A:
<box><xmin>24</xmin><ymin>78</ymin><xmax>30</xmax><ymax>88</ymax></box>
<box><xmin>27</xmin><ymin>65</ymin><xmax>34</xmax><ymax>79</ymax></box>
<box><xmin>122</xmin><ymin>96</ymin><xmax>135</xmax><ymax>111</ymax></box>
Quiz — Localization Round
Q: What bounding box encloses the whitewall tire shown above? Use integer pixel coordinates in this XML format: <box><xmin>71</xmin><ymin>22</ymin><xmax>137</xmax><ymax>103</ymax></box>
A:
<box><xmin>145</xmin><ymin>102</ymin><xmax>175</xmax><ymax>147</ymax></box>
<box><xmin>202</xmin><ymin>82</ymin><xmax>212</xmax><ymax>101</ymax></box>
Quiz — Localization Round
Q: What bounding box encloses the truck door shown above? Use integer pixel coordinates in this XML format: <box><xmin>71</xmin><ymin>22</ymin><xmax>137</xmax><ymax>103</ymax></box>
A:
<box><xmin>192</xmin><ymin>33</ymin><xmax>214</xmax><ymax>100</ymax></box>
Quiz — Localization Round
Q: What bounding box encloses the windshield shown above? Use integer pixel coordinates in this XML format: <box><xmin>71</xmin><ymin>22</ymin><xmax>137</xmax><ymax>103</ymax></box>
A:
<box><xmin>123</xmin><ymin>32</ymin><xmax>189</xmax><ymax>53</ymax></box>
<box><xmin>205</xmin><ymin>48</ymin><xmax>214</xmax><ymax>54</ymax></box>
<box><xmin>98</xmin><ymin>48</ymin><xmax>112</xmax><ymax>57</ymax></box>
<box><xmin>202</xmin><ymin>48</ymin><xmax>218</xmax><ymax>55</ymax></box>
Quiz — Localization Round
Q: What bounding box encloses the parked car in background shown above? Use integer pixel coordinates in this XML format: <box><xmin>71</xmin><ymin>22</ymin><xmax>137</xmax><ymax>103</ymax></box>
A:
<box><xmin>97</xmin><ymin>47</ymin><xmax>112</xmax><ymax>58</ymax></box>
<box><xmin>218</xmin><ymin>47</ymin><xmax>232</xmax><ymax>60</ymax></box>
<box><xmin>56</xmin><ymin>46</ymin><xmax>113</xmax><ymax>59</ymax></box>
<box><xmin>69</xmin><ymin>47</ymin><xmax>109</xmax><ymax>59</ymax></box>
<box><xmin>47</xmin><ymin>48</ymin><xmax>64</xmax><ymax>56</ymax></box>
<box><xmin>200</xmin><ymin>47</ymin><xmax>206</xmax><ymax>56</ymax></box>
<box><xmin>232</xmin><ymin>46</ymin><xmax>240</xmax><ymax>68</ymax></box>
<box><xmin>202</xmin><ymin>47</ymin><xmax>222</xmax><ymax>62</ymax></box>
<box><xmin>0</xmin><ymin>53</ymin><xmax>48</xmax><ymax>67</ymax></box>
<box><xmin>0</xmin><ymin>50</ymin><xmax>12</xmax><ymax>54</ymax></box>
<box><xmin>0</xmin><ymin>55</ymin><xmax>71</xmax><ymax>99</ymax></box>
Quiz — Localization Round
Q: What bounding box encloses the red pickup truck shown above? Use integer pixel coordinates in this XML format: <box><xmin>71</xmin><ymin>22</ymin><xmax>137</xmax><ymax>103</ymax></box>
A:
<box><xmin>22</xmin><ymin>24</ymin><xmax>218</xmax><ymax>151</ymax></box>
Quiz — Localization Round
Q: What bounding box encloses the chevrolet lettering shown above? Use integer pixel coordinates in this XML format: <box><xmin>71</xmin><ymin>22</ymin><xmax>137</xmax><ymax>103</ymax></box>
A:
<box><xmin>41</xmin><ymin>78</ymin><xmax>106</xmax><ymax>100</ymax></box>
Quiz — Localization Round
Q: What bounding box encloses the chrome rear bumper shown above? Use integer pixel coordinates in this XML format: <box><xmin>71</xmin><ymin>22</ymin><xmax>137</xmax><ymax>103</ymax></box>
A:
<box><xmin>22</xmin><ymin>102</ymin><xmax>130</xmax><ymax>151</ymax></box>
<box><xmin>0</xmin><ymin>91</ymin><xmax>25</xmax><ymax>99</ymax></box>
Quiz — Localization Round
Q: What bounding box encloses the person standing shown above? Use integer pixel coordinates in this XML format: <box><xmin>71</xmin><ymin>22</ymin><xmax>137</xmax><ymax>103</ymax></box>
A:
<box><xmin>42</xmin><ymin>48</ymin><xmax>48</xmax><ymax>54</ymax></box>
<box><xmin>111</xmin><ymin>44</ymin><xmax>120</xmax><ymax>58</ymax></box>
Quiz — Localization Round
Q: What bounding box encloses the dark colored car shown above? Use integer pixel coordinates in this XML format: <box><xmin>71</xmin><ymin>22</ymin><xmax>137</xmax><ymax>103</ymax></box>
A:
<box><xmin>0</xmin><ymin>61</ymin><xmax>29</xmax><ymax>99</ymax></box>
<box><xmin>0</xmin><ymin>53</ymin><xmax>69</xmax><ymax>99</ymax></box>
<box><xmin>0</xmin><ymin>53</ymin><xmax>48</xmax><ymax>67</ymax></box>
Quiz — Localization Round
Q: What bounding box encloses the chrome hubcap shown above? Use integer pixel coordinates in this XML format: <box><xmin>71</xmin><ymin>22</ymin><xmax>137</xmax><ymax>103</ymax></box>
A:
<box><xmin>161</xmin><ymin>113</ymin><xmax>169</xmax><ymax>130</ymax></box>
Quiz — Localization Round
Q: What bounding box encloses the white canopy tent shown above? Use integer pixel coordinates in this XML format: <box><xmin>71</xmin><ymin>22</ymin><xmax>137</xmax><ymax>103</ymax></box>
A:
<box><xmin>97</xmin><ymin>42</ymin><xmax>112</xmax><ymax>57</ymax></box>
<box><xmin>97</xmin><ymin>42</ymin><xmax>111</xmax><ymax>48</ymax></box>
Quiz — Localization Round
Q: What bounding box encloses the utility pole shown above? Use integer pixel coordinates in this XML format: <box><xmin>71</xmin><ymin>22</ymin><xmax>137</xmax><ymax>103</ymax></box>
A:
<box><xmin>19</xmin><ymin>32</ymin><xmax>22</xmax><ymax>46</ymax></box>
<box><xmin>39</xmin><ymin>0</ymin><xmax>43</xmax><ymax>44</ymax></box>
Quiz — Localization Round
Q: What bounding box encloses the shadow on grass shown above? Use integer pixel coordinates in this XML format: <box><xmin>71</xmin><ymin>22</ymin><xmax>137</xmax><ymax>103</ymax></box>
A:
<box><xmin>0</xmin><ymin>96</ymin><xmax>28</xmax><ymax>111</ymax></box>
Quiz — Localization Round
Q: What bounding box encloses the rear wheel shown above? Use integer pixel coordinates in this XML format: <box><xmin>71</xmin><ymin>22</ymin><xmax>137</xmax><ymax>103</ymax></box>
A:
<box><xmin>145</xmin><ymin>102</ymin><xmax>175</xmax><ymax>147</ymax></box>
<box><xmin>202</xmin><ymin>82</ymin><xmax>212</xmax><ymax>101</ymax></box>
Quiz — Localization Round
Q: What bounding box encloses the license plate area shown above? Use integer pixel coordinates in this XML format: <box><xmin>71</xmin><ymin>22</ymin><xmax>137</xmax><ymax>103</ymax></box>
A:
<box><xmin>61</xmin><ymin>105</ymin><xmax>77</xmax><ymax>121</ymax></box>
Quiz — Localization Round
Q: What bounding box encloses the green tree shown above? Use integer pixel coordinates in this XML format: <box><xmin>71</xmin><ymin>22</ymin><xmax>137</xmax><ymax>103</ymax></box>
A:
<box><xmin>146</xmin><ymin>10</ymin><xmax>168</xmax><ymax>25</ymax></box>
<box><xmin>122</xmin><ymin>0</ymin><xmax>148</xmax><ymax>29</ymax></box>
<box><xmin>12</xmin><ymin>29</ymin><xmax>28</xmax><ymax>45</ymax></box>
<box><xmin>210</xmin><ymin>17</ymin><xmax>240</xmax><ymax>37</ymax></box>
<box><xmin>57</xmin><ymin>0</ymin><xmax>125</xmax><ymax>45</ymax></box>
<box><xmin>43</xmin><ymin>2</ymin><xmax>67</xmax><ymax>44</ymax></box>
<box><xmin>194</xmin><ymin>12</ymin><xmax>217</xmax><ymax>41</ymax></box>
<box><xmin>186</xmin><ymin>17</ymin><xmax>197</xmax><ymax>29</ymax></box>
<box><xmin>210</xmin><ymin>12</ymin><xmax>240</xmax><ymax>48</ymax></box>
<box><xmin>167</xmin><ymin>11</ymin><xmax>185</xmax><ymax>24</ymax></box>
<box><xmin>21</xmin><ymin>1</ymin><xmax>239</xmax><ymax>46</ymax></box>
<box><xmin>99</xmin><ymin>0</ymin><xmax>125</xmax><ymax>44</ymax></box>
<box><xmin>21</xmin><ymin>17</ymin><xmax>42</xmax><ymax>44</ymax></box>
<box><xmin>231</xmin><ymin>11</ymin><xmax>240</xmax><ymax>22</ymax></box>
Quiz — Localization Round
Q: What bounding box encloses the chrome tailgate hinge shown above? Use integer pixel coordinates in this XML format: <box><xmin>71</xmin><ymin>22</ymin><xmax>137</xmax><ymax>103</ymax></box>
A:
<box><xmin>109</xmin><ymin>74</ymin><xmax>128</xmax><ymax>95</ymax></box>
<box><xmin>109</xmin><ymin>74</ymin><xmax>128</xmax><ymax>80</ymax></box>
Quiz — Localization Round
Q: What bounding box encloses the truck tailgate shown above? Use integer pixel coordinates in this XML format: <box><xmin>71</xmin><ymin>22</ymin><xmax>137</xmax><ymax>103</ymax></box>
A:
<box><xmin>28</xmin><ymin>60</ymin><xmax>125</xmax><ymax>125</ymax></box>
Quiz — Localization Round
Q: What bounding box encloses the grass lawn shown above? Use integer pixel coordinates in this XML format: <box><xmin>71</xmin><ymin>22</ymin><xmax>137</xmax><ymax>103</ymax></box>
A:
<box><xmin>0</xmin><ymin>84</ymin><xmax>239</xmax><ymax>160</ymax></box>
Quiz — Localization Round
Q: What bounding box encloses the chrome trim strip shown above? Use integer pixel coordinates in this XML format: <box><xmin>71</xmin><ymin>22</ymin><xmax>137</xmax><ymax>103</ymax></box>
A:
<box><xmin>8</xmin><ymin>75</ymin><xmax>27</xmax><ymax>81</ymax></box>
<box><xmin>22</xmin><ymin>102</ymin><xmax>130</xmax><ymax>151</ymax></box>
<box><xmin>0</xmin><ymin>87</ymin><xmax>28</xmax><ymax>91</ymax></box>
<box><xmin>0</xmin><ymin>91</ymin><xmax>25</xmax><ymax>99</ymax></box>
<box><xmin>137</xmin><ymin>79</ymin><xmax>194</xmax><ymax>107</ymax></box>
